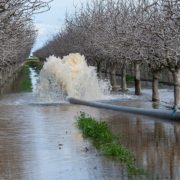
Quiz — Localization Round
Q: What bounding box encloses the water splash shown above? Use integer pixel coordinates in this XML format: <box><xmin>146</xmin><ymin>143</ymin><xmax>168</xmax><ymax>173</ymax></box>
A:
<box><xmin>36</xmin><ymin>53</ymin><xmax>111</xmax><ymax>102</ymax></box>
<box><xmin>29</xmin><ymin>68</ymin><xmax>38</xmax><ymax>93</ymax></box>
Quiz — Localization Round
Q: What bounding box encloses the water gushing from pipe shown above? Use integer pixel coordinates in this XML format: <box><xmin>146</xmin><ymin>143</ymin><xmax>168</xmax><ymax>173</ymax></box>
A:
<box><xmin>36</xmin><ymin>53</ymin><xmax>111</xmax><ymax>102</ymax></box>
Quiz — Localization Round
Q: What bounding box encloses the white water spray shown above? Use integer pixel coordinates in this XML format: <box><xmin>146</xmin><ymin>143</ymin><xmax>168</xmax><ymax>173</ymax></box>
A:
<box><xmin>36</xmin><ymin>53</ymin><xmax>111</xmax><ymax>101</ymax></box>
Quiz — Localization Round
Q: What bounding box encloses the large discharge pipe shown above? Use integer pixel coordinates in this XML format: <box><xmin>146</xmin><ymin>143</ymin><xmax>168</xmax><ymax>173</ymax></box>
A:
<box><xmin>68</xmin><ymin>98</ymin><xmax>180</xmax><ymax>120</ymax></box>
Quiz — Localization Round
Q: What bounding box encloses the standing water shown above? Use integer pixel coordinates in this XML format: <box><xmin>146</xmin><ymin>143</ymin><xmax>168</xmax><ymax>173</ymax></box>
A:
<box><xmin>0</xmin><ymin>55</ymin><xmax>180</xmax><ymax>179</ymax></box>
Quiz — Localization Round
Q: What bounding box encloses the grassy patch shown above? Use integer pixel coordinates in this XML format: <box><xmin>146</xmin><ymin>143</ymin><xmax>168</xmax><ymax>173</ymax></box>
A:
<box><xmin>76</xmin><ymin>112</ymin><xmax>147</xmax><ymax>177</ymax></box>
<box><xmin>19</xmin><ymin>65</ymin><xmax>32</xmax><ymax>91</ymax></box>
<box><xmin>16</xmin><ymin>60</ymin><xmax>43</xmax><ymax>92</ymax></box>
<box><xmin>126</xmin><ymin>74</ymin><xmax>134</xmax><ymax>84</ymax></box>
<box><xmin>25</xmin><ymin>60</ymin><xmax>43</xmax><ymax>74</ymax></box>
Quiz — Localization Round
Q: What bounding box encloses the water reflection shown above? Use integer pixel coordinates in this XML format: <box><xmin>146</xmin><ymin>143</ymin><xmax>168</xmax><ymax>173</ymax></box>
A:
<box><xmin>0</xmin><ymin>96</ymin><xmax>180</xmax><ymax>179</ymax></box>
<box><xmin>106</xmin><ymin>111</ymin><xmax>180</xmax><ymax>179</ymax></box>
<box><xmin>0</xmin><ymin>103</ymin><xmax>130</xmax><ymax>180</ymax></box>
<box><xmin>0</xmin><ymin>69</ymin><xmax>179</xmax><ymax>179</ymax></box>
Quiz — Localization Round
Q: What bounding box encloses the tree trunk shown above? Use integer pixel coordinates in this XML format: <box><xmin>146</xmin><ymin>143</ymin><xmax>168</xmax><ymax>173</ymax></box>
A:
<box><xmin>106</xmin><ymin>66</ymin><xmax>111</xmax><ymax>80</ymax></box>
<box><xmin>97</xmin><ymin>62</ymin><xmax>102</xmax><ymax>78</ymax></box>
<box><xmin>0</xmin><ymin>70</ymin><xmax>2</xmax><ymax>86</ymax></box>
<box><xmin>134</xmin><ymin>63</ymin><xmax>141</xmax><ymax>95</ymax></box>
<box><xmin>152</xmin><ymin>71</ymin><xmax>160</xmax><ymax>102</ymax></box>
<box><xmin>173</xmin><ymin>68</ymin><xmax>180</xmax><ymax>108</ymax></box>
<box><xmin>110</xmin><ymin>65</ymin><xmax>119</xmax><ymax>91</ymax></box>
<box><xmin>121</xmin><ymin>65</ymin><xmax>127</xmax><ymax>91</ymax></box>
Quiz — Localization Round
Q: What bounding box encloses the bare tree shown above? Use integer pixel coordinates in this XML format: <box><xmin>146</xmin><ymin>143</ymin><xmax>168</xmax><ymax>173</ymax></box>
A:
<box><xmin>0</xmin><ymin>0</ymin><xmax>52</xmax><ymax>86</ymax></box>
<box><xmin>34</xmin><ymin>0</ymin><xmax>180</xmax><ymax>108</ymax></box>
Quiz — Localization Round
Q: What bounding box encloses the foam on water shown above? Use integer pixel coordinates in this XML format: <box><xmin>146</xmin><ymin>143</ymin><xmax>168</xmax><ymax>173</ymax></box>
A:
<box><xmin>36</xmin><ymin>53</ymin><xmax>111</xmax><ymax>102</ymax></box>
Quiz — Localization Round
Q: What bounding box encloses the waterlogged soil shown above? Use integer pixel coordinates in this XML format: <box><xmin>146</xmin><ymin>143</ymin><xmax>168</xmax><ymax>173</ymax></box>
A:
<box><xmin>0</xmin><ymin>92</ymin><xmax>180</xmax><ymax>179</ymax></box>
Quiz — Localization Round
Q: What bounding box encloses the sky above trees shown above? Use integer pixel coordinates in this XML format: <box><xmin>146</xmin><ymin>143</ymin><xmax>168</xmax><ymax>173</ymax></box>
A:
<box><xmin>32</xmin><ymin>0</ymin><xmax>85</xmax><ymax>52</ymax></box>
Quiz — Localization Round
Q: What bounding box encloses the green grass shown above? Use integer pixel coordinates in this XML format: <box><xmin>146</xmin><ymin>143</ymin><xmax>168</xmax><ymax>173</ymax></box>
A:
<box><xmin>17</xmin><ymin>60</ymin><xmax>43</xmax><ymax>92</ymax></box>
<box><xmin>126</xmin><ymin>74</ymin><xmax>134</xmax><ymax>84</ymax></box>
<box><xmin>76</xmin><ymin>112</ymin><xmax>147</xmax><ymax>177</ymax></box>
<box><xmin>19</xmin><ymin>65</ymin><xmax>32</xmax><ymax>91</ymax></box>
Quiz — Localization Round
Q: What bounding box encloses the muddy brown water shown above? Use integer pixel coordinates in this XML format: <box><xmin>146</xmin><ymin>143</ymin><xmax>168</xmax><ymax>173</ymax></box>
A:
<box><xmin>0</xmin><ymin>72</ymin><xmax>180</xmax><ymax>179</ymax></box>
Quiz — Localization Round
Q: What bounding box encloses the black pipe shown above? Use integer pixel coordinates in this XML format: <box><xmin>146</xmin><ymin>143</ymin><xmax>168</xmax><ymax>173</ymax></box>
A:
<box><xmin>68</xmin><ymin>98</ymin><xmax>180</xmax><ymax>120</ymax></box>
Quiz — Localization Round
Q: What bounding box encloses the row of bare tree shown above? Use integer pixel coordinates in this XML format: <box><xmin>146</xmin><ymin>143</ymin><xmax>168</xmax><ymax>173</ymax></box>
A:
<box><xmin>0</xmin><ymin>0</ymin><xmax>52</xmax><ymax>86</ymax></box>
<box><xmin>34</xmin><ymin>0</ymin><xmax>180</xmax><ymax>108</ymax></box>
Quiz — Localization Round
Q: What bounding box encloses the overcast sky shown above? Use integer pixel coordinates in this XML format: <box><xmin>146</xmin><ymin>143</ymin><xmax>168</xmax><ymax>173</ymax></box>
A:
<box><xmin>32</xmin><ymin>0</ymin><xmax>86</xmax><ymax>53</ymax></box>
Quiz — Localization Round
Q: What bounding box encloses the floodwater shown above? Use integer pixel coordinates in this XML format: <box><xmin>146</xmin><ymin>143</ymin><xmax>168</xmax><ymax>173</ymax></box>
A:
<box><xmin>0</xmin><ymin>69</ymin><xmax>180</xmax><ymax>180</ymax></box>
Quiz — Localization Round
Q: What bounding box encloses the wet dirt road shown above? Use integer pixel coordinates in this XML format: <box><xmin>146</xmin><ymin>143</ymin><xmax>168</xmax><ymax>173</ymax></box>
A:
<box><xmin>0</xmin><ymin>93</ymin><xmax>180</xmax><ymax>179</ymax></box>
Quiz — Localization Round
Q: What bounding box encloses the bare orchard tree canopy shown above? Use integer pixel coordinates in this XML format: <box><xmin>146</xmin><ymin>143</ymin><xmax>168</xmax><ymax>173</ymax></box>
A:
<box><xmin>34</xmin><ymin>0</ymin><xmax>180</xmax><ymax>108</ymax></box>
<box><xmin>0</xmin><ymin>0</ymin><xmax>52</xmax><ymax>70</ymax></box>
<box><xmin>34</xmin><ymin>0</ymin><xmax>180</xmax><ymax>67</ymax></box>
<box><xmin>0</xmin><ymin>0</ymin><xmax>52</xmax><ymax>21</ymax></box>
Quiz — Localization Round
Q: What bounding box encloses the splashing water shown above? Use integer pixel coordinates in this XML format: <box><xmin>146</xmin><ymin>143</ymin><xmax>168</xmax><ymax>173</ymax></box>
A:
<box><xmin>36</xmin><ymin>53</ymin><xmax>111</xmax><ymax>102</ymax></box>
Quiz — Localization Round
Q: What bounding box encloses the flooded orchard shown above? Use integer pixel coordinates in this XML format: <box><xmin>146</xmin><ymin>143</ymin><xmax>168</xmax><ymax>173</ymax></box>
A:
<box><xmin>0</xmin><ymin>58</ymin><xmax>180</xmax><ymax>180</ymax></box>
